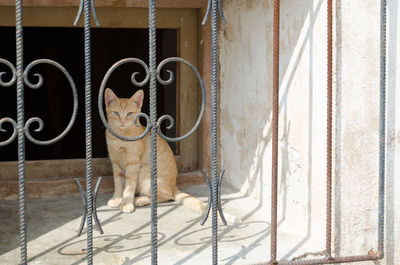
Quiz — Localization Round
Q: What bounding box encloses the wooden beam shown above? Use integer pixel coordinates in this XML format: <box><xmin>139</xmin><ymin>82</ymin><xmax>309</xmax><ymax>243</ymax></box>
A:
<box><xmin>0</xmin><ymin>171</ymin><xmax>204</xmax><ymax>200</ymax></box>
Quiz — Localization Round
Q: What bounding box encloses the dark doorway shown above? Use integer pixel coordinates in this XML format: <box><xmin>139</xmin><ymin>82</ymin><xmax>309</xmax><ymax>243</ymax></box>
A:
<box><xmin>0</xmin><ymin>26</ymin><xmax>177</xmax><ymax>161</ymax></box>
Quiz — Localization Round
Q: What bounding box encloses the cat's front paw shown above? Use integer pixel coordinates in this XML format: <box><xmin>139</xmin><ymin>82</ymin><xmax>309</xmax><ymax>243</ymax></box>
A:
<box><xmin>108</xmin><ymin>197</ymin><xmax>122</xmax><ymax>208</ymax></box>
<box><xmin>120</xmin><ymin>199</ymin><xmax>135</xmax><ymax>214</ymax></box>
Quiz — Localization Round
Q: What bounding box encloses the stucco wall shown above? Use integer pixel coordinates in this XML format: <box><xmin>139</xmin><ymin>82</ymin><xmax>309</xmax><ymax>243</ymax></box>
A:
<box><xmin>218</xmin><ymin>0</ymin><xmax>399</xmax><ymax>263</ymax></box>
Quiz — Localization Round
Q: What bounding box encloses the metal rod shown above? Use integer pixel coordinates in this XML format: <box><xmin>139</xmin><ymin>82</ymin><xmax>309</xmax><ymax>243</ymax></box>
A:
<box><xmin>270</xmin><ymin>0</ymin><xmax>280</xmax><ymax>263</ymax></box>
<box><xmin>200</xmin><ymin>171</ymin><xmax>212</xmax><ymax>226</ymax></box>
<box><xmin>74</xmin><ymin>178</ymin><xmax>104</xmax><ymax>237</ymax></box>
<box><xmin>378</xmin><ymin>0</ymin><xmax>387</xmax><ymax>257</ymax></box>
<box><xmin>211</xmin><ymin>0</ymin><xmax>219</xmax><ymax>264</ymax></box>
<box><xmin>93</xmin><ymin>177</ymin><xmax>104</xmax><ymax>235</ymax></box>
<box><xmin>149</xmin><ymin>0</ymin><xmax>158</xmax><ymax>264</ymax></box>
<box><xmin>202</xmin><ymin>0</ymin><xmax>226</xmax><ymax>26</ymax></box>
<box><xmin>74</xmin><ymin>178</ymin><xmax>88</xmax><ymax>237</ymax></box>
<box><xmin>73</xmin><ymin>0</ymin><xmax>100</xmax><ymax>26</ymax></box>
<box><xmin>326</xmin><ymin>0</ymin><xmax>333</xmax><ymax>259</ymax></box>
<box><xmin>262</xmin><ymin>0</ymin><xmax>387</xmax><ymax>264</ymax></box>
<box><xmin>83</xmin><ymin>0</ymin><xmax>94</xmax><ymax>263</ymax></box>
<box><xmin>15</xmin><ymin>0</ymin><xmax>27</xmax><ymax>263</ymax></box>
<box><xmin>258</xmin><ymin>252</ymin><xmax>382</xmax><ymax>265</ymax></box>
<box><xmin>217</xmin><ymin>169</ymin><xmax>227</xmax><ymax>225</ymax></box>
<box><xmin>200</xmin><ymin>170</ymin><xmax>227</xmax><ymax>226</ymax></box>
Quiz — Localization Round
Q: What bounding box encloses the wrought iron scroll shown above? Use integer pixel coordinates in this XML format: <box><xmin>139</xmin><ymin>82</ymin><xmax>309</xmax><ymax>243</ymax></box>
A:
<box><xmin>23</xmin><ymin>59</ymin><xmax>78</xmax><ymax>145</ymax></box>
<box><xmin>97</xmin><ymin>1</ymin><xmax>208</xmax><ymax>264</ymax></box>
<box><xmin>0</xmin><ymin>2</ymin><xmax>79</xmax><ymax>264</ymax></box>
<box><xmin>98</xmin><ymin>58</ymin><xmax>151</xmax><ymax>142</ymax></box>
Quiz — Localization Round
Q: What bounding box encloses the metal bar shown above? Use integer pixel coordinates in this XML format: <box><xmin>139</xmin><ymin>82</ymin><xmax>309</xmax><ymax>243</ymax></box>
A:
<box><xmin>270</xmin><ymin>0</ymin><xmax>280</xmax><ymax>263</ymax></box>
<box><xmin>15</xmin><ymin>0</ymin><xmax>27</xmax><ymax>263</ymax></box>
<box><xmin>73</xmin><ymin>0</ymin><xmax>83</xmax><ymax>26</ymax></box>
<box><xmin>258</xmin><ymin>252</ymin><xmax>381</xmax><ymax>265</ymax></box>
<box><xmin>378</xmin><ymin>0</ymin><xmax>387</xmax><ymax>257</ymax></box>
<box><xmin>217</xmin><ymin>169</ymin><xmax>227</xmax><ymax>225</ymax></box>
<box><xmin>93</xmin><ymin>177</ymin><xmax>104</xmax><ymax>235</ymax></box>
<box><xmin>149</xmin><ymin>0</ymin><xmax>158</xmax><ymax>264</ymax></box>
<box><xmin>200</xmin><ymin>169</ymin><xmax>227</xmax><ymax>226</ymax></box>
<box><xmin>83</xmin><ymin>0</ymin><xmax>94</xmax><ymax>263</ymax></box>
<box><xmin>74</xmin><ymin>178</ymin><xmax>104</xmax><ymax>237</ymax></box>
<box><xmin>325</xmin><ymin>0</ymin><xmax>333</xmax><ymax>259</ymax></box>
<box><xmin>74</xmin><ymin>178</ymin><xmax>87</xmax><ymax>237</ymax></box>
<box><xmin>202</xmin><ymin>0</ymin><xmax>226</xmax><ymax>26</ymax></box>
<box><xmin>211</xmin><ymin>0</ymin><xmax>219</xmax><ymax>264</ymax></box>
<box><xmin>73</xmin><ymin>0</ymin><xmax>100</xmax><ymax>26</ymax></box>
<box><xmin>261</xmin><ymin>0</ymin><xmax>387</xmax><ymax>264</ymax></box>
<box><xmin>200</xmin><ymin>171</ymin><xmax>212</xmax><ymax>226</ymax></box>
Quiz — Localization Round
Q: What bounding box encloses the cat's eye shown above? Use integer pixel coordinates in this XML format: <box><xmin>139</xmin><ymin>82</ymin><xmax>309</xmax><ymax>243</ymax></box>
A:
<box><xmin>112</xmin><ymin>111</ymin><xmax>119</xmax><ymax>116</ymax></box>
<box><xmin>127</xmin><ymin>112</ymin><xmax>134</xmax><ymax>116</ymax></box>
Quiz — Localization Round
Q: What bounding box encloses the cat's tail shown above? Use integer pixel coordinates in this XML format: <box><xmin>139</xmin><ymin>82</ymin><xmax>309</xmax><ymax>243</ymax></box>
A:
<box><xmin>173</xmin><ymin>188</ymin><xmax>241</xmax><ymax>224</ymax></box>
<box><xmin>173</xmin><ymin>188</ymin><xmax>207</xmax><ymax>214</ymax></box>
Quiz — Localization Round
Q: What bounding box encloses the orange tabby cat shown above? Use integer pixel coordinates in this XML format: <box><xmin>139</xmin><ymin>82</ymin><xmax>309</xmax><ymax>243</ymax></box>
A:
<box><xmin>105</xmin><ymin>88</ymin><xmax>206</xmax><ymax>214</ymax></box>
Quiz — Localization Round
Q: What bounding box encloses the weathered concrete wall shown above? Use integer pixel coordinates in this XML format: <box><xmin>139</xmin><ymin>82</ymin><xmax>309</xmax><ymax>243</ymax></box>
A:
<box><xmin>218</xmin><ymin>0</ymin><xmax>399</xmax><ymax>263</ymax></box>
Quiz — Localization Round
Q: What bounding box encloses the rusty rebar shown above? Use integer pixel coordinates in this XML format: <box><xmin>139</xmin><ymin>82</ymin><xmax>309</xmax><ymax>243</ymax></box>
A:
<box><xmin>263</xmin><ymin>0</ymin><xmax>386</xmax><ymax>264</ymax></box>
<box><xmin>326</xmin><ymin>0</ymin><xmax>333</xmax><ymax>259</ymax></box>
<box><xmin>270</xmin><ymin>0</ymin><xmax>280</xmax><ymax>263</ymax></box>
<box><xmin>257</xmin><ymin>251</ymin><xmax>381</xmax><ymax>265</ymax></box>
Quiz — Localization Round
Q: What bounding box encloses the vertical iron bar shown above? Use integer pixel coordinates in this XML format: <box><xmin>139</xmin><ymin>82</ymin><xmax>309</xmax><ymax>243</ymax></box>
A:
<box><xmin>211</xmin><ymin>0</ymin><xmax>219</xmax><ymax>264</ymax></box>
<box><xmin>15</xmin><ymin>0</ymin><xmax>26</xmax><ymax>263</ymax></box>
<box><xmin>378</xmin><ymin>0</ymin><xmax>386</xmax><ymax>257</ymax></box>
<box><xmin>83</xmin><ymin>0</ymin><xmax>93</xmax><ymax>263</ymax></box>
<box><xmin>149</xmin><ymin>0</ymin><xmax>158</xmax><ymax>264</ymax></box>
<box><xmin>326</xmin><ymin>0</ymin><xmax>333</xmax><ymax>259</ymax></box>
<box><xmin>271</xmin><ymin>0</ymin><xmax>280</xmax><ymax>263</ymax></box>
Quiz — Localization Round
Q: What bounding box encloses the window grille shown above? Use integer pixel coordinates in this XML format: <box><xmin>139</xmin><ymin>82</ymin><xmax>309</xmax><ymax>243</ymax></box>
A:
<box><xmin>0</xmin><ymin>0</ymin><xmax>387</xmax><ymax>264</ymax></box>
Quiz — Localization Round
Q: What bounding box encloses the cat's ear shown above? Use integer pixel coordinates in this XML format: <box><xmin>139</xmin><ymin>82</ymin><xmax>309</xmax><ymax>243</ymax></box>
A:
<box><xmin>131</xmin><ymin>90</ymin><xmax>144</xmax><ymax>109</ymax></box>
<box><xmin>105</xmin><ymin>88</ymin><xmax>117</xmax><ymax>106</ymax></box>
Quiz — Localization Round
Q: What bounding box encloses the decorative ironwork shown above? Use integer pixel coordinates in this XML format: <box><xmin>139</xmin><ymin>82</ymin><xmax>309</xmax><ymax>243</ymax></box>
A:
<box><xmin>202</xmin><ymin>0</ymin><xmax>227</xmax><ymax>26</ymax></box>
<box><xmin>200</xmin><ymin>170</ymin><xmax>227</xmax><ymax>226</ymax></box>
<box><xmin>23</xmin><ymin>59</ymin><xmax>78</xmax><ymax>145</ymax></box>
<box><xmin>0</xmin><ymin>59</ymin><xmax>78</xmax><ymax>146</ymax></box>
<box><xmin>0</xmin><ymin>117</ymin><xmax>17</xmax><ymax>147</ymax></box>
<box><xmin>0</xmin><ymin>58</ymin><xmax>17</xmax><ymax>87</ymax></box>
<box><xmin>95</xmin><ymin>1</ymin><xmax>226</xmax><ymax>264</ymax></box>
<box><xmin>73</xmin><ymin>0</ymin><xmax>99</xmax><ymax>264</ymax></box>
<box><xmin>73</xmin><ymin>0</ymin><xmax>100</xmax><ymax>26</ymax></box>
<box><xmin>1</xmin><ymin>0</ymin><xmax>387</xmax><ymax>264</ymax></box>
<box><xmin>98</xmin><ymin>58</ymin><xmax>151</xmax><ymax>141</ymax></box>
<box><xmin>97</xmin><ymin>24</ymin><xmax>208</xmax><ymax>265</ymax></box>
<box><xmin>98</xmin><ymin>58</ymin><xmax>206</xmax><ymax>142</ymax></box>
<box><xmin>200</xmin><ymin>0</ymin><xmax>227</xmax><ymax>264</ymax></box>
<box><xmin>0</xmin><ymin>2</ymin><xmax>80</xmax><ymax>264</ymax></box>
<box><xmin>74</xmin><ymin>177</ymin><xmax>104</xmax><ymax>237</ymax></box>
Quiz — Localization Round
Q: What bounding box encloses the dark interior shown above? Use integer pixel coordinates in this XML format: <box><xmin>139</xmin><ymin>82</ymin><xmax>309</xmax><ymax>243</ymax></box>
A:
<box><xmin>0</xmin><ymin>27</ymin><xmax>177</xmax><ymax>161</ymax></box>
